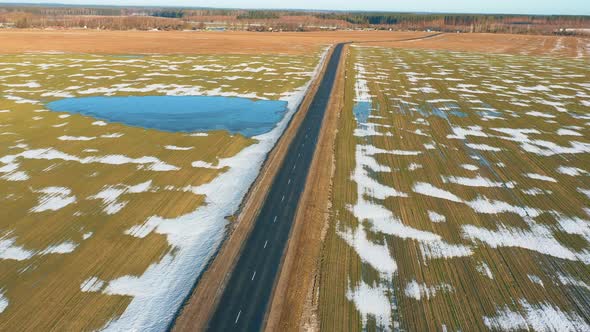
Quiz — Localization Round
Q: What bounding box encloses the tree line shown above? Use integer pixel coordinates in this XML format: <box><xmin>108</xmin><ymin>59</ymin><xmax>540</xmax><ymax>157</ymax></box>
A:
<box><xmin>1</xmin><ymin>5</ymin><xmax>588</xmax><ymax>34</ymax></box>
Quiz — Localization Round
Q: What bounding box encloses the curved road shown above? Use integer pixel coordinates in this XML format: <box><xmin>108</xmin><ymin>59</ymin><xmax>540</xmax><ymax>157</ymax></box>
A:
<box><xmin>206</xmin><ymin>43</ymin><xmax>345</xmax><ymax>331</ymax></box>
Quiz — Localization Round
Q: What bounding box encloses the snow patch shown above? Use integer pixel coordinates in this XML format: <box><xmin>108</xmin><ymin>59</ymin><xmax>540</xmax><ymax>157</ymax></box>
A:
<box><xmin>346</xmin><ymin>281</ymin><xmax>392</xmax><ymax>329</ymax></box>
<box><xmin>165</xmin><ymin>145</ymin><xmax>193</xmax><ymax>151</ymax></box>
<box><xmin>483</xmin><ymin>299</ymin><xmax>590</xmax><ymax>332</ymax></box>
<box><xmin>525</xmin><ymin>173</ymin><xmax>557</xmax><ymax>183</ymax></box>
<box><xmin>428</xmin><ymin>211</ymin><xmax>446</xmax><ymax>223</ymax></box>
<box><xmin>404</xmin><ymin>279</ymin><xmax>453</xmax><ymax>300</ymax></box>
<box><xmin>30</xmin><ymin>187</ymin><xmax>76</xmax><ymax>213</ymax></box>
<box><xmin>413</xmin><ymin>182</ymin><xmax>463</xmax><ymax>203</ymax></box>
<box><xmin>89</xmin><ymin>181</ymin><xmax>152</xmax><ymax>215</ymax></box>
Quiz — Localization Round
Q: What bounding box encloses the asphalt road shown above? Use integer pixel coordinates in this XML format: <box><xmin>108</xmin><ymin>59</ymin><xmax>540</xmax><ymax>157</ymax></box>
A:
<box><xmin>206</xmin><ymin>43</ymin><xmax>345</xmax><ymax>331</ymax></box>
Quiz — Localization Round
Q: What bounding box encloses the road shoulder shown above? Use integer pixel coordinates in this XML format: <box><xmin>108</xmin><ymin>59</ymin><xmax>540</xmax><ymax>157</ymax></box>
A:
<box><xmin>264</xmin><ymin>45</ymin><xmax>348</xmax><ymax>332</ymax></box>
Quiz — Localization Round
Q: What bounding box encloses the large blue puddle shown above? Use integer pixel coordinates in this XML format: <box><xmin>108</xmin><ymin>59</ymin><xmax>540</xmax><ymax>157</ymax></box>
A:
<box><xmin>46</xmin><ymin>96</ymin><xmax>288</xmax><ymax>137</ymax></box>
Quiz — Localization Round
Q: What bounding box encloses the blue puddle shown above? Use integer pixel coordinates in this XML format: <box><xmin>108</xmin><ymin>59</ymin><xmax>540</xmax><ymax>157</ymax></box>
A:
<box><xmin>353</xmin><ymin>101</ymin><xmax>372</xmax><ymax>123</ymax></box>
<box><xmin>46</xmin><ymin>96</ymin><xmax>288</xmax><ymax>137</ymax></box>
<box><xmin>415</xmin><ymin>103</ymin><xmax>467</xmax><ymax>120</ymax></box>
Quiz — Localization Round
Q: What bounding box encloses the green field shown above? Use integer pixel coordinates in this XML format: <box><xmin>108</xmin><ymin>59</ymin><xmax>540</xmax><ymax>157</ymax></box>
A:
<box><xmin>320</xmin><ymin>46</ymin><xmax>590</xmax><ymax>331</ymax></box>
<box><xmin>0</xmin><ymin>50</ymin><xmax>324</xmax><ymax>330</ymax></box>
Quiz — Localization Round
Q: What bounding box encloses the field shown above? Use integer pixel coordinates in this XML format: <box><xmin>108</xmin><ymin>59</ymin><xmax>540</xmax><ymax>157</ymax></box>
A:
<box><xmin>319</xmin><ymin>45</ymin><xmax>590</xmax><ymax>331</ymax></box>
<box><xmin>0</xmin><ymin>49</ymin><xmax>325</xmax><ymax>330</ymax></box>
<box><xmin>2</xmin><ymin>30</ymin><xmax>587</xmax><ymax>58</ymax></box>
<box><xmin>0</xmin><ymin>30</ymin><xmax>427</xmax><ymax>55</ymax></box>
<box><xmin>369</xmin><ymin>33</ymin><xmax>590</xmax><ymax>59</ymax></box>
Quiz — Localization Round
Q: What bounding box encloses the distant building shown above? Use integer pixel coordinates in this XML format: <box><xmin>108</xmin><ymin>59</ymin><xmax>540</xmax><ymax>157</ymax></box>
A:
<box><xmin>564</xmin><ymin>28</ymin><xmax>590</xmax><ymax>35</ymax></box>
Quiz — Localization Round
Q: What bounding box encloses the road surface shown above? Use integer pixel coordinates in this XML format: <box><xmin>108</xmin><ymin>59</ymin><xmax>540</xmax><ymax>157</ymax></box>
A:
<box><xmin>206</xmin><ymin>43</ymin><xmax>345</xmax><ymax>331</ymax></box>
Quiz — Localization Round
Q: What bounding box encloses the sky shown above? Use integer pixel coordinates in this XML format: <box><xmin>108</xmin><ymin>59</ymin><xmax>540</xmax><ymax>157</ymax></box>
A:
<box><xmin>2</xmin><ymin>0</ymin><xmax>589</xmax><ymax>15</ymax></box>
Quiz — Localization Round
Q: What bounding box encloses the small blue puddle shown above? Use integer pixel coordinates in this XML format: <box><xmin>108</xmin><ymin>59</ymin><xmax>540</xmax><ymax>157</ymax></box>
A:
<box><xmin>46</xmin><ymin>96</ymin><xmax>288</xmax><ymax>137</ymax></box>
<box><xmin>353</xmin><ymin>101</ymin><xmax>371</xmax><ymax>123</ymax></box>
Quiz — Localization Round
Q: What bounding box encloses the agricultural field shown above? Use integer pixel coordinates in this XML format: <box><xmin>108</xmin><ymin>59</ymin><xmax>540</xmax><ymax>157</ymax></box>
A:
<box><xmin>320</xmin><ymin>46</ymin><xmax>590</xmax><ymax>331</ymax></box>
<box><xmin>0</xmin><ymin>49</ymin><xmax>325</xmax><ymax>330</ymax></box>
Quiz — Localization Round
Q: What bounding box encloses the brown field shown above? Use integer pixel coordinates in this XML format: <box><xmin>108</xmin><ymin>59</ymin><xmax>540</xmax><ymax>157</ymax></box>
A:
<box><xmin>369</xmin><ymin>32</ymin><xmax>590</xmax><ymax>58</ymax></box>
<box><xmin>0</xmin><ymin>30</ymin><xmax>425</xmax><ymax>55</ymax></box>
<box><xmin>0</xmin><ymin>30</ymin><xmax>587</xmax><ymax>57</ymax></box>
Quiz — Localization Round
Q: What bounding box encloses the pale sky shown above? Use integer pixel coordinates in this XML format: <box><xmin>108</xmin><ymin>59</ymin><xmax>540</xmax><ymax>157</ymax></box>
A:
<box><xmin>2</xmin><ymin>0</ymin><xmax>589</xmax><ymax>15</ymax></box>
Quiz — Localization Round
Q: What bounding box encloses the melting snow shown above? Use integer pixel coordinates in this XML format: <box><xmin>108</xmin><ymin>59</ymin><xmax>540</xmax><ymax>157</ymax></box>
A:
<box><xmin>526</xmin><ymin>111</ymin><xmax>555</xmax><ymax>118</ymax></box>
<box><xmin>346</xmin><ymin>281</ymin><xmax>392</xmax><ymax>329</ymax></box>
<box><xmin>191</xmin><ymin>161</ymin><xmax>224</xmax><ymax>169</ymax></box>
<box><xmin>466</xmin><ymin>143</ymin><xmax>502</xmax><ymax>152</ymax></box>
<box><xmin>404</xmin><ymin>280</ymin><xmax>453</xmax><ymax>300</ymax></box>
<box><xmin>461</xmin><ymin>164</ymin><xmax>479</xmax><ymax>171</ymax></box>
<box><xmin>0</xmin><ymin>291</ymin><xmax>7</xmax><ymax>313</ymax></box>
<box><xmin>557</xmin><ymin>128</ymin><xmax>583</xmax><ymax>136</ymax></box>
<box><xmin>525</xmin><ymin>173</ymin><xmax>557</xmax><ymax>183</ymax></box>
<box><xmin>338</xmin><ymin>226</ymin><xmax>397</xmax><ymax>277</ymax></box>
<box><xmin>528</xmin><ymin>274</ymin><xmax>544</xmax><ymax>287</ymax></box>
<box><xmin>30</xmin><ymin>187</ymin><xmax>76</xmax><ymax>213</ymax></box>
<box><xmin>0</xmin><ymin>237</ymin><xmax>34</xmax><ymax>261</ymax></box>
<box><xmin>89</xmin><ymin>181</ymin><xmax>152</xmax><ymax>215</ymax></box>
<box><xmin>39</xmin><ymin>241</ymin><xmax>78</xmax><ymax>255</ymax></box>
<box><xmin>483</xmin><ymin>299</ymin><xmax>590</xmax><ymax>332</ymax></box>
<box><xmin>442</xmin><ymin>175</ymin><xmax>515</xmax><ymax>188</ymax></box>
<box><xmin>58</xmin><ymin>135</ymin><xmax>96</xmax><ymax>141</ymax></box>
<box><xmin>428</xmin><ymin>211</ymin><xmax>446</xmax><ymax>223</ymax></box>
<box><xmin>462</xmin><ymin>222</ymin><xmax>588</xmax><ymax>263</ymax></box>
<box><xmin>0</xmin><ymin>148</ymin><xmax>179</xmax><ymax>172</ymax></box>
<box><xmin>557</xmin><ymin>166</ymin><xmax>586</xmax><ymax>176</ymax></box>
<box><xmin>165</xmin><ymin>145</ymin><xmax>193</xmax><ymax>151</ymax></box>
<box><xmin>413</xmin><ymin>182</ymin><xmax>463</xmax><ymax>203</ymax></box>
<box><xmin>476</xmin><ymin>262</ymin><xmax>494</xmax><ymax>279</ymax></box>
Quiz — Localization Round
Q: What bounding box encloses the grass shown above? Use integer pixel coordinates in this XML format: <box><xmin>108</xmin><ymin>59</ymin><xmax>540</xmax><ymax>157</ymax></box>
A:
<box><xmin>0</xmin><ymin>50</ymin><xmax>323</xmax><ymax>330</ymax></box>
<box><xmin>319</xmin><ymin>46</ymin><xmax>590</xmax><ymax>331</ymax></box>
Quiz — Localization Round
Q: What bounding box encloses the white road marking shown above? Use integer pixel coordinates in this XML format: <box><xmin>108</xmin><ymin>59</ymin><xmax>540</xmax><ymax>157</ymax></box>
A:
<box><xmin>288</xmin><ymin>178</ymin><xmax>291</xmax><ymax>184</ymax></box>
<box><xmin>293</xmin><ymin>164</ymin><xmax>297</xmax><ymax>170</ymax></box>
<box><xmin>281</xmin><ymin>195</ymin><xmax>285</xmax><ymax>202</ymax></box>
<box><xmin>235</xmin><ymin>310</ymin><xmax>241</xmax><ymax>324</ymax></box>
<box><xmin>264</xmin><ymin>240</ymin><xmax>268</xmax><ymax>248</ymax></box>
<box><xmin>273</xmin><ymin>216</ymin><xmax>277</xmax><ymax>223</ymax></box>
<box><xmin>251</xmin><ymin>271</ymin><xmax>257</xmax><ymax>281</ymax></box>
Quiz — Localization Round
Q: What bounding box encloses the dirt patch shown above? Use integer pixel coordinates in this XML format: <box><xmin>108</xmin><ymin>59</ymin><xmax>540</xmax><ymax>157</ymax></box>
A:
<box><xmin>171</xmin><ymin>44</ymin><xmax>334</xmax><ymax>332</ymax></box>
<box><xmin>264</xmin><ymin>43</ymin><xmax>347</xmax><ymax>332</ymax></box>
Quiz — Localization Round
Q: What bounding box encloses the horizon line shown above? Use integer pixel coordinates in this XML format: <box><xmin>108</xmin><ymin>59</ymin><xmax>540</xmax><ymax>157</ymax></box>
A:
<box><xmin>0</xmin><ymin>1</ymin><xmax>589</xmax><ymax>17</ymax></box>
